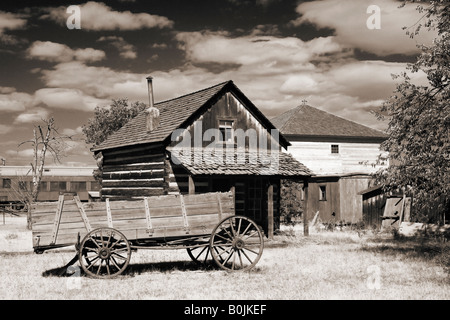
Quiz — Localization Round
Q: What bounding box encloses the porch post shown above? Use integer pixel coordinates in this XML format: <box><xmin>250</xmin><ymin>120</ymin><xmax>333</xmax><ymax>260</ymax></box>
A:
<box><xmin>267</xmin><ymin>183</ymin><xmax>274</xmax><ymax>240</ymax></box>
<box><xmin>188</xmin><ymin>175</ymin><xmax>195</xmax><ymax>195</ymax></box>
<box><xmin>303</xmin><ymin>178</ymin><xmax>309</xmax><ymax>236</ymax></box>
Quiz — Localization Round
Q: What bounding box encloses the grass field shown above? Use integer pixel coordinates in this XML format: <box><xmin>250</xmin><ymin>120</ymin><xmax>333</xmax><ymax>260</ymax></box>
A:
<box><xmin>0</xmin><ymin>215</ymin><xmax>449</xmax><ymax>300</ymax></box>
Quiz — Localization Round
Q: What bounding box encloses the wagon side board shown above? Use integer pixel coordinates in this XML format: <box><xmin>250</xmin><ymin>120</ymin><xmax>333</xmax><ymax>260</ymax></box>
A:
<box><xmin>31</xmin><ymin>191</ymin><xmax>234</xmax><ymax>250</ymax></box>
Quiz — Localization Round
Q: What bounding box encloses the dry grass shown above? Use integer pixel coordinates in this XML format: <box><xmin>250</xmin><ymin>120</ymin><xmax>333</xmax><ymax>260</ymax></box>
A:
<box><xmin>0</xmin><ymin>217</ymin><xmax>449</xmax><ymax>300</ymax></box>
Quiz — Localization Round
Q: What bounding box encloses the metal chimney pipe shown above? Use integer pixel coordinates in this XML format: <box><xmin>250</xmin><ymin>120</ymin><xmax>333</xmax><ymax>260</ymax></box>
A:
<box><xmin>146</xmin><ymin>76</ymin><xmax>154</xmax><ymax>108</ymax></box>
<box><xmin>145</xmin><ymin>76</ymin><xmax>159</xmax><ymax>132</ymax></box>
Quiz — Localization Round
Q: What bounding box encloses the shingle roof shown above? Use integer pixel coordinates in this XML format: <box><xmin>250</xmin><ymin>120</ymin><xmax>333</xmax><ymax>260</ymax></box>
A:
<box><xmin>92</xmin><ymin>80</ymin><xmax>290</xmax><ymax>151</ymax></box>
<box><xmin>271</xmin><ymin>105</ymin><xmax>387</xmax><ymax>139</ymax></box>
<box><xmin>92</xmin><ymin>81</ymin><xmax>231</xmax><ymax>151</ymax></box>
<box><xmin>168</xmin><ymin>148</ymin><xmax>312</xmax><ymax>176</ymax></box>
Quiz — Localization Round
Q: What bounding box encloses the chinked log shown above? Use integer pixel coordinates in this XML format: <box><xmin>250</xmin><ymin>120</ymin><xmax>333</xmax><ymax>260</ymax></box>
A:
<box><xmin>102</xmin><ymin>179</ymin><xmax>165</xmax><ymax>188</ymax></box>
<box><xmin>102</xmin><ymin>170</ymin><xmax>164</xmax><ymax>180</ymax></box>
<box><xmin>101</xmin><ymin>187</ymin><xmax>165</xmax><ymax>197</ymax></box>
<box><xmin>103</xmin><ymin>154</ymin><xmax>165</xmax><ymax>166</ymax></box>
<box><xmin>103</xmin><ymin>162</ymin><xmax>165</xmax><ymax>173</ymax></box>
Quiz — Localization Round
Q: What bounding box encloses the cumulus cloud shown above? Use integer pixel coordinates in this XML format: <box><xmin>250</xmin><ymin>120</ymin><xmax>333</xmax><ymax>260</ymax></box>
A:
<box><xmin>97</xmin><ymin>36</ymin><xmax>137</xmax><ymax>59</ymax></box>
<box><xmin>27</xmin><ymin>41</ymin><xmax>105</xmax><ymax>63</ymax></box>
<box><xmin>22</xmin><ymin>27</ymin><xmax>420</xmax><ymax>132</ymax></box>
<box><xmin>0</xmin><ymin>90</ymin><xmax>33</xmax><ymax>112</ymax></box>
<box><xmin>61</xmin><ymin>126</ymin><xmax>83</xmax><ymax>136</ymax></box>
<box><xmin>33</xmin><ymin>88</ymin><xmax>109</xmax><ymax>112</ymax></box>
<box><xmin>170</xmin><ymin>29</ymin><xmax>430</xmax><ymax>130</ymax></box>
<box><xmin>39</xmin><ymin>61</ymin><xmax>148</xmax><ymax>101</ymax></box>
<box><xmin>291</xmin><ymin>0</ymin><xmax>436</xmax><ymax>56</ymax></box>
<box><xmin>41</xmin><ymin>1</ymin><xmax>174</xmax><ymax>30</ymax></box>
<box><xmin>0</xmin><ymin>86</ymin><xmax>16</xmax><ymax>94</ymax></box>
<box><xmin>6</xmin><ymin>148</ymin><xmax>35</xmax><ymax>158</ymax></box>
<box><xmin>0</xmin><ymin>11</ymin><xmax>27</xmax><ymax>44</ymax></box>
<box><xmin>0</xmin><ymin>124</ymin><xmax>13</xmax><ymax>135</ymax></box>
<box><xmin>14</xmin><ymin>107</ymin><xmax>50</xmax><ymax>124</ymax></box>
<box><xmin>175</xmin><ymin>31</ymin><xmax>344</xmax><ymax>70</ymax></box>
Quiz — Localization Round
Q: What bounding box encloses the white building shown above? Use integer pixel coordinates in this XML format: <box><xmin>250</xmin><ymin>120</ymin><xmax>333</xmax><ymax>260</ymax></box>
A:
<box><xmin>271</xmin><ymin>104</ymin><xmax>388</xmax><ymax>224</ymax></box>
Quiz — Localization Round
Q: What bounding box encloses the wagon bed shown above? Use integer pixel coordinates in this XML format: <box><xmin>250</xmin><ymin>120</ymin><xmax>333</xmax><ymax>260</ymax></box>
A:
<box><xmin>31</xmin><ymin>191</ymin><xmax>264</xmax><ymax>278</ymax></box>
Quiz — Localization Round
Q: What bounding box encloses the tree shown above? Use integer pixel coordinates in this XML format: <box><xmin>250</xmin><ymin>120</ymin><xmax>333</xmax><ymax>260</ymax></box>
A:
<box><xmin>375</xmin><ymin>1</ymin><xmax>449</xmax><ymax>223</ymax></box>
<box><xmin>17</xmin><ymin>117</ymin><xmax>70</xmax><ymax>229</ymax></box>
<box><xmin>82</xmin><ymin>99</ymin><xmax>147</xmax><ymax>180</ymax></box>
<box><xmin>279</xmin><ymin>179</ymin><xmax>304</xmax><ymax>226</ymax></box>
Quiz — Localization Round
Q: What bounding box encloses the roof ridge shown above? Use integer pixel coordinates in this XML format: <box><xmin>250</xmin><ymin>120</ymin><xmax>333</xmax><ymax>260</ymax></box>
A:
<box><xmin>155</xmin><ymin>80</ymin><xmax>231</xmax><ymax>106</ymax></box>
<box><xmin>270</xmin><ymin>106</ymin><xmax>299</xmax><ymax>132</ymax></box>
<box><xmin>278</xmin><ymin>104</ymin><xmax>386</xmax><ymax>136</ymax></box>
<box><xmin>301</xmin><ymin>104</ymin><xmax>386</xmax><ymax>134</ymax></box>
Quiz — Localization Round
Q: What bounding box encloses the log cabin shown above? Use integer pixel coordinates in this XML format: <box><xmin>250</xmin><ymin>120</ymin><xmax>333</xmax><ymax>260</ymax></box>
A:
<box><xmin>271</xmin><ymin>104</ymin><xmax>388</xmax><ymax>225</ymax></box>
<box><xmin>92</xmin><ymin>79</ymin><xmax>312</xmax><ymax>238</ymax></box>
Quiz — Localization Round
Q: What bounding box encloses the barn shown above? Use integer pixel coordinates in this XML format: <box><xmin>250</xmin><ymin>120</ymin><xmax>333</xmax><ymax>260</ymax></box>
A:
<box><xmin>92</xmin><ymin>78</ymin><xmax>312</xmax><ymax>238</ymax></box>
<box><xmin>271</xmin><ymin>104</ymin><xmax>388</xmax><ymax>225</ymax></box>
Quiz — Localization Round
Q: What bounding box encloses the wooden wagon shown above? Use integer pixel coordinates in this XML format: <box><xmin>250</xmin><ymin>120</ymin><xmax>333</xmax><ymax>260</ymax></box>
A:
<box><xmin>31</xmin><ymin>191</ymin><xmax>264</xmax><ymax>278</ymax></box>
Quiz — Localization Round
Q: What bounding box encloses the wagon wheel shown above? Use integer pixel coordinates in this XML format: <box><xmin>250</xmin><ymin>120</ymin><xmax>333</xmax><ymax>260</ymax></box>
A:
<box><xmin>78</xmin><ymin>227</ymin><xmax>131</xmax><ymax>279</ymax></box>
<box><xmin>210</xmin><ymin>216</ymin><xmax>264</xmax><ymax>271</ymax></box>
<box><xmin>186</xmin><ymin>245</ymin><xmax>211</xmax><ymax>265</ymax></box>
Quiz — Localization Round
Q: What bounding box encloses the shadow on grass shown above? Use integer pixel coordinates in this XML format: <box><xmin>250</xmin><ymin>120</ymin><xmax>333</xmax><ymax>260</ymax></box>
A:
<box><xmin>42</xmin><ymin>258</ymin><xmax>262</xmax><ymax>278</ymax></box>
<box><xmin>359</xmin><ymin>236</ymin><xmax>450</xmax><ymax>270</ymax></box>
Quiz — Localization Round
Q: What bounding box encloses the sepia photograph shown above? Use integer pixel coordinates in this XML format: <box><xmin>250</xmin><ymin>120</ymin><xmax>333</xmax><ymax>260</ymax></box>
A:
<box><xmin>0</xmin><ymin>0</ymin><xmax>448</xmax><ymax>307</ymax></box>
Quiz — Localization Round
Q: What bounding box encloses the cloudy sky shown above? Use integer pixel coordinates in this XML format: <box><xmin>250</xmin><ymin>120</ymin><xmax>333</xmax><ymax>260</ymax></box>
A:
<box><xmin>0</xmin><ymin>0</ymin><xmax>433</xmax><ymax>166</ymax></box>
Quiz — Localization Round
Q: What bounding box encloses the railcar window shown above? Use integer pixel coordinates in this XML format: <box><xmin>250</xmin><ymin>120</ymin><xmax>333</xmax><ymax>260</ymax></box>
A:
<box><xmin>2</xmin><ymin>179</ymin><xmax>11</xmax><ymax>188</ymax></box>
<box><xmin>71</xmin><ymin>181</ymin><xmax>86</xmax><ymax>191</ymax></box>
<box><xmin>19</xmin><ymin>181</ymin><xmax>27</xmax><ymax>190</ymax></box>
<box><xmin>50</xmin><ymin>181</ymin><xmax>67</xmax><ymax>192</ymax></box>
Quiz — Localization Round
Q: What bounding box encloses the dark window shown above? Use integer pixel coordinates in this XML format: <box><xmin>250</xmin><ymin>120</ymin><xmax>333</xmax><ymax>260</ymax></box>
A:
<box><xmin>319</xmin><ymin>186</ymin><xmax>327</xmax><ymax>201</ymax></box>
<box><xmin>71</xmin><ymin>181</ymin><xmax>86</xmax><ymax>191</ymax></box>
<box><xmin>219</xmin><ymin>120</ymin><xmax>234</xmax><ymax>142</ymax></box>
<box><xmin>39</xmin><ymin>181</ymin><xmax>48</xmax><ymax>191</ymax></box>
<box><xmin>50</xmin><ymin>181</ymin><xmax>67</xmax><ymax>192</ymax></box>
<box><xmin>19</xmin><ymin>181</ymin><xmax>27</xmax><ymax>190</ymax></box>
<box><xmin>2</xmin><ymin>179</ymin><xmax>11</xmax><ymax>189</ymax></box>
<box><xmin>331</xmin><ymin>144</ymin><xmax>339</xmax><ymax>154</ymax></box>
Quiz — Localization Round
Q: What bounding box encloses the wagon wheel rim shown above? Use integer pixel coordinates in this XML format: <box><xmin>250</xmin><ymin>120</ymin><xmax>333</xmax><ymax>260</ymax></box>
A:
<box><xmin>78</xmin><ymin>227</ymin><xmax>131</xmax><ymax>279</ymax></box>
<box><xmin>187</xmin><ymin>245</ymin><xmax>211</xmax><ymax>265</ymax></box>
<box><xmin>210</xmin><ymin>216</ymin><xmax>264</xmax><ymax>271</ymax></box>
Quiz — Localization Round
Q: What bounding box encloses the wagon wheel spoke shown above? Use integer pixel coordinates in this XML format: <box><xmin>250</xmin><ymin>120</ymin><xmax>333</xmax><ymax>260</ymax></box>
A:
<box><xmin>110</xmin><ymin>255</ymin><xmax>121</xmax><ymax>270</ymax></box>
<box><xmin>237</xmin><ymin>249</ymin><xmax>244</xmax><ymax>269</ymax></box>
<box><xmin>112</xmin><ymin>252</ymin><xmax>128</xmax><ymax>261</ymax></box>
<box><xmin>214</xmin><ymin>232</ymin><xmax>233</xmax><ymax>243</ymax></box>
<box><xmin>79</xmin><ymin>227</ymin><xmax>131</xmax><ymax>279</ymax></box>
<box><xmin>90</xmin><ymin>236</ymin><xmax>102</xmax><ymax>249</ymax></box>
<box><xmin>210</xmin><ymin>216</ymin><xmax>264</xmax><ymax>271</ymax></box>
<box><xmin>105</xmin><ymin>260</ymin><xmax>111</xmax><ymax>276</ymax></box>
<box><xmin>86</xmin><ymin>256</ymin><xmax>100</xmax><ymax>270</ymax></box>
<box><xmin>212</xmin><ymin>246</ymin><xmax>226</xmax><ymax>263</ymax></box>
<box><xmin>187</xmin><ymin>244</ymin><xmax>212</xmax><ymax>265</ymax></box>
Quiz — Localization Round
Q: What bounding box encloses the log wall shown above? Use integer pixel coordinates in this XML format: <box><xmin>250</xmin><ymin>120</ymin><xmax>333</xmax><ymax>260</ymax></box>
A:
<box><xmin>101</xmin><ymin>143</ymin><xmax>167</xmax><ymax>199</ymax></box>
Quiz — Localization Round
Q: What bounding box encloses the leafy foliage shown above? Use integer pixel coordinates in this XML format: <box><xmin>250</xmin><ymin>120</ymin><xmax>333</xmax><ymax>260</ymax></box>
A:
<box><xmin>82</xmin><ymin>99</ymin><xmax>147</xmax><ymax>146</ymax></box>
<box><xmin>82</xmin><ymin>99</ymin><xmax>146</xmax><ymax>181</ymax></box>
<box><xmin>374</xmin><ymin>1</ymin><xmax>449</xmax><ymax>222</ymax></box>
<box><xmin>280</xmin><ymin>179</ymin><xmax>304</xmax><ymax>225</ymax></box>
